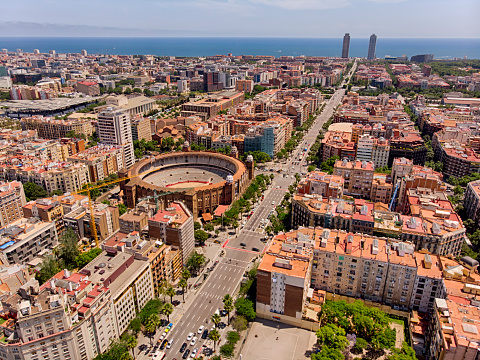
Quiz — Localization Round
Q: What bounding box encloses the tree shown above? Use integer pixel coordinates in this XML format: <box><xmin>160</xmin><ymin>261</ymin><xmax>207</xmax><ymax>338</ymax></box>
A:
<box><xmin>162</xmin><ymin>303</ymin><xmax>173</xmax><ymax>322</ymax></box>
<box><xmin>204</xmin><ymin>223</ymin><xmax>214</xmax><ymax>232</ymax></box>
<box><xmin>209</xmin><ymin>329</ymin><xmax>221</xmax><ymax>352</ymax></box>
<box><xmin>75</xmin><ymin>248</ymin><xmax>102</xmax><ymax>269</ymax></box>
<box><xmin>227</xmin><ymin>331</ymin><xmax>240</xmax><ymax>344</ymax></box>
<box><xmin>464</xmin><ymin>219</ymin><xmax>476</xmax><ymax>235</ymax></box>
<box><xmin>157</xmin><ymin>279</ymin><xmax>169</xmax><ymax>302</ymax></box>
<box><xmin>235</xmin><ymin>298</ymin><xmax>256</xmax><ymax>321</ymax></box>
<box><xmin>220</xmin><ymin>342</ymin><xmax>234</xmax><ymax>358</ymax></box>
<box><xmin>118</xmin><ymin>204</ymin><xmax>128</xmax><ymax>215</ymax></box>
<box><xmin>166</xmin><ymin>286</ymin><xmax>176</xmax><ymax>303</ymax></box>
<box><xmin>59</xmin><ymin>227</ymin><xmax>80</xmax><ymax>268</ymax></box>
<box><xmin>388</xmin><ymin>341</ymin><xmax>418</xmax><ymax>360</ymax></box>
<box><xmin>179</xmin><ymin>278</ymin><xmax>188</xmax><ymax>302</ymax></box>
<box><xmin>316</xmin><ymin>324</ymin><xmax>348</xmax><ymax>351</ymax></box>
<box><xmin>215</xmin><ymin>229</ymin><xmax>220</xmax><ymax>237</ymax></box>
<box><xmin>186</xmin><ymin>252</ymin><xmax>206</xmax><ymax>275</ymax></box>
<box><xmin>129</xmin><ymin>317</ymin><xmax>142</xmax><ymax>337</ymax></box>
<box><xmin>182</xmin><ymin>268</ymin><xmax>191</xmax><ymax>280</ymax></box>
<box><xmin>194</xmin><ymin>221</ymin><xmax>202</xmax><ymax>230</ymax></box>
<box><xmin>125</xmin><ymin>334</ymin><xmax>137</xmax><ymax>359</ymax></box>
<box><xmin>308</xmin><ymin>165</ymin><xmax>316</xmax><ymax>172</ymax></box>
<box><xmin>36</xmin><ymin>255</ymin><xmax>62</xmax><ymax>285</ymax></box>
<box><xmin>194</xmin><ymin>229</ymin><xmax>209</xmax><ymax>245</ymax></box>
<box><xmin>231</xmin><ymin>315</ymin><xmax>248</xmax><ymax>331</ymax></box>
<box><xmin>23</xmin><ymin>182</ymin><xmax>48</xmax><ymax>201</ymax></box>
<box><xmin>223</xmin><ymin>294</ymin><xmax>234</xmax><ymax>325</ymax></box>
<box><xmin>211</xmin><ymin>313</ymin><xmax>221</xmax><ymax>329</ymax></box>
<box><xmin>311</xmin><ymin>346</ymin><xmax>344</xmax><ymax>360</ymax></box>
<box><xmin>144</xmin><ymin>313</ymin><xmax>160</xmax><ymax>345</ymax></box>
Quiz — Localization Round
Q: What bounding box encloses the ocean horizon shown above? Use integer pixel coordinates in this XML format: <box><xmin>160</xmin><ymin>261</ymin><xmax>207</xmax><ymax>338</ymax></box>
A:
<box><xmin>0</xmin><ymin>37</ymin><xmax>479</xmax><ymax>59</ymax></box>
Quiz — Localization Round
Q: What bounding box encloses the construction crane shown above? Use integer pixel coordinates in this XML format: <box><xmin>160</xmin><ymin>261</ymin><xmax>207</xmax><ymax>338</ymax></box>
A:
<box><xmin>70</xmin><ymin>165</ymin><xmax>186</xmax><ymax>248</ymax></box>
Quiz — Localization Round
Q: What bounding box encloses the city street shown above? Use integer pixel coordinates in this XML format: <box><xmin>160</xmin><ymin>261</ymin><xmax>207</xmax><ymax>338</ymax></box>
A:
<box><xmin>137</xmin><ymin>67</ymin><xmax>356</xmax><ymax>359</ymax></box>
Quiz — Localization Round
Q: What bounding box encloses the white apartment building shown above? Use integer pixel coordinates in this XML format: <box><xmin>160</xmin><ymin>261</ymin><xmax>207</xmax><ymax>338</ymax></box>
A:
<box><xmin>372</xmin><ymin>137</ymin><xmax>390</xmax><ymax>169</ymax></box>
<box><xmin>97</xmin><ymin>107</ymin><xmax>135</xmax><ymax>169</ymax></box>
<box><xmin>356</xmin><ymin>134</ymin><xmax>374</xmax><ymax>163</ymax></box>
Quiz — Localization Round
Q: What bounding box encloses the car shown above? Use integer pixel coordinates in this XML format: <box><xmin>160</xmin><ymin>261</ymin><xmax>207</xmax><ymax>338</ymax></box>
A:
<box><xmin>182</xmin><ymin>349</ymin><xmax>190</xmax><ymax>359</ymax></box>
<box><xmin>190</xmin><ymin>337</ymin><xmax>197</xmax><ymax>346</ymax></box>
<box><xmin>272</xmin><ymin>201</ymin><xmax>275</xmax><ymax>205</ymax></box>
<box><xmin>190</xmin><ymin>348</ymin><xmax>198</xmax><ymax>358</ymax></box>
<box><xmin>198</xmin><ymin>325</ymin><xmax>205</xmax><ymax>334</ymax></box>
<box><xmin>180</xmin><ymin>343</ymin><xmax>187</xmax><ymax>353</ymax></box>
<box><xmin>240</xmin><ymin>242</ymin><xmax>246</xmax><ymax>247</ymax></box>
<box><xmin>220</xmin><ymin>310</ymin><xmax>227</xmax><ymax>317</ymax></box>
<box><xmin>167</xmin><ymin>322</ymin><xmax>174</xmax><ymax>329</ymax></box>
<box><xmin>159</xmin><ymin>333</ymin><xmax>166</xmax><ymax>341</ymax></box>
<box><xmin>139</xmin><ymin>344</ymin><xmax>148</xmax><ymax>351</ymax></box>
<box><xmin>160</xmin><ymin>339</ymin><xmax>168</xmax><ymax>350</ymax></box>
<box><xmin>201</xmin><ymin>329</ymin><xmax>209</xmax><ymax>339</ymax></box>
<box><xmin>164</xmin><ymin>328</ymin><xmax>169</xmax><ymax>333</ymax></box>
<box><xmin>172</xmin><ymin>300</ymin><xmax>181</xmax><ymax>306</ymax></box>
<box><xmin>186</xmin><ymin>333</ymin><xmax>194</xmax><ymax>341</ymax></box>
<box><xmin>167</xmin><ymin>339</ymin><xmax>174</xmax><ymax>349</ymax></box>
<box><xmin>252</xmin><ymin>247</ymin><xmax>260</xmax><ymax>252</ymax></box>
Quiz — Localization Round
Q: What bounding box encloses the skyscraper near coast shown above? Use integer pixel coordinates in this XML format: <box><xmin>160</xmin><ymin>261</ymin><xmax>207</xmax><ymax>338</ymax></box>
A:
<box><xmin>342</xmin><ymin>33</ymin><xmax>350</xmax><ymax>58</ymax></box>
<box><xmin>368</xmin><ymin>34</ymin><xmax>377</xmax><ymax>60</ymax></box>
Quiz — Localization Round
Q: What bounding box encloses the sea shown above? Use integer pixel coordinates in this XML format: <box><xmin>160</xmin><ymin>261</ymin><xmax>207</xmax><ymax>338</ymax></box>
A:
<box><xmin>0</xmin><ymin>37</ymin><xmax>479</xmax><ymax>59</ymax></box>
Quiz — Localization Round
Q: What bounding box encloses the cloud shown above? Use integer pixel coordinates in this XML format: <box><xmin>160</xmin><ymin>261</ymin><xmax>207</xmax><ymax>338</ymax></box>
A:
<box><xmin>367</xmin><ymin>0</ymin><xmax>407</xmax><ymax>3</ymax></box>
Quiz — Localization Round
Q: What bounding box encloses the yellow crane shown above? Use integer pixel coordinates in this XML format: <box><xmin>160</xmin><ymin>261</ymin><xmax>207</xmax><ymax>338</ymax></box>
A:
<box><xmin>71</xmin><ymin>166</ymin><xmax>188</xmax><ymax>248</ymax></box>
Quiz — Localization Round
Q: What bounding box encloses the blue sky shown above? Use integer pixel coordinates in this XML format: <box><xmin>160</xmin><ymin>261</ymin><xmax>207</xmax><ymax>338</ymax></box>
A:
<box><xmin>1</xmin><ymin>0</ymin><xmax>479</xmax><ymax>37</ymax></box>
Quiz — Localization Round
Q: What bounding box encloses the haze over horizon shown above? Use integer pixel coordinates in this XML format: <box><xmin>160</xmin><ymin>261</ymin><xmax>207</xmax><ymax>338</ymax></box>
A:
<box><xmin>1</xmin><ymin>0</ymin><xmax>478</xmax><ymax>38</ymax></box>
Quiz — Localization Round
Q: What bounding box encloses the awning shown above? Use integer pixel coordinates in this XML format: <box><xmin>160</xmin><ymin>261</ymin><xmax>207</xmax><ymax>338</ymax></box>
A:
<box><xmin>202</xmin><ymin>213</ymin><xmax>213</xmax><ymax>222</ymax></box>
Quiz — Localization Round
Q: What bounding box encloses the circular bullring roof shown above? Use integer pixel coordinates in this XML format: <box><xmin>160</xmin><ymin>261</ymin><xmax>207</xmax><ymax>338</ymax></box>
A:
<box><xmin>127</xmin><ymin>151</ymin><xmax>247</xmax><ymax>193</ymax></box>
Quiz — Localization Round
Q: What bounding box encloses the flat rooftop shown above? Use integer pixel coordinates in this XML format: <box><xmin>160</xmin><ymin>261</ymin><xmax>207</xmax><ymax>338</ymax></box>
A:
<box><xmin>3</xmin><ymin>97</ymin><xmax>103</xmax><ymax>111</ymax></box>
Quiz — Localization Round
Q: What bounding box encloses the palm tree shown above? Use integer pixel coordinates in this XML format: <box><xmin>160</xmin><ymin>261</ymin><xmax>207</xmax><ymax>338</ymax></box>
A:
<box><xmin>182</xmin><ymin>268</ymin><xmax>191</xmax><ymax>280</ymax></box>
<box><xmin>126</xmin><ymin>335</ymin><xmax>137</xmax><ymax>359</ymax></box>
<box><xmin>211</xmin><ymin>313</ymin><xmax>221</xmax><ymax>329</ymax></box>
<box><xmin>162</xmin><ymin>303</ymin><xmax>173</xmax><ymax>322</ymax></box>
<box><xmin>120</xmin><ymin>352</ymin><xmax>132</xmax><ymax>360</ymax></box>
<box><xmin>209</xmin><ymin>329</ymin><xmax>220</xmax><ymax>352</ymax></box>
<box><xmin>166</xmin><ymin>286</ymin><xmax>176</xmax><ymax>303</ymax></box>
<box><xmin>157</xmin><ymin>280</ymin><xmax>169</xmax><ymax>302</ymax></box>
<box><xmin>179</xmin><ymin>278</ymin><xmax>188</xmax><ymax>302</ymax></box>
<box><xmin>223</xmin><ymin>296</ymin><xmax>234</xmax><ymax>325</ymax></box>
<box><xmin>144</xmin><ymin>318</ymin><xmax>157</xmax><ymax>346</ymax></box>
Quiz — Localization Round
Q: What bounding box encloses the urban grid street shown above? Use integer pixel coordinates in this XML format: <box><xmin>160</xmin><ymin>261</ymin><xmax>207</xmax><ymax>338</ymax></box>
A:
<box><xmin>139</xmin><ymin>63</ymin><xmax>357</xmax><ymax>359</ymax></box>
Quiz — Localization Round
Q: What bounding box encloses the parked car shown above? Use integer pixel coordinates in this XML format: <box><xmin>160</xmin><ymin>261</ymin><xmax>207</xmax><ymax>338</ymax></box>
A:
<box><xmin>198</xmin><ymin>325</ymin><xmax>205</xmax><ymax>334</ymax></box>
<box><xmin>201</xmin><ymin>329</ymin><xmax>209</xmax><ymax>339</ymax></box>
<box><xmin>160</xmin><ymin>339</ymin><xmax>168</xmax><ymax>350</ymax></box>
<box><xmin>182</xmin><ymin>349</ymin><xmax>190</xmax><ymax>359</ymax></box>
<box><xmin>190</xmin><ymin>337</ymin><xmax>197</xmax><ymax>346</ymax></box>
<box><xmin>186</xmin><ymin>333</ymin><xmax>194</xmax><ymax>341</ymax></box>
<box><xmin>167</xmin><ymin>339</ymin><xmax>174</xmax><ymax>349</ymax></box>
<box><xmin>180</xmin><ymin>343</ymin><xmax>187</xmax><ymax>353</ymax></box>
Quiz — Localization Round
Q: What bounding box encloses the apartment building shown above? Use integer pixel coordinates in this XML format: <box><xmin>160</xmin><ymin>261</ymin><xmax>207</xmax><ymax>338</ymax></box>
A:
<box><xmin>76</xmin><ymin>81</ymin><xmax>100</xmax><ymax>96</ymax></box>
<box><xmin>356</xmin><ymin>134</ymin><xmax>374</xmax><ymax>163</ymax></box>
<box><xmin>84</xmin><ymin>203</ymin><xmax>120</xmax><ymax>242</ymax></box>
<box><xmin>68</xmin><ymin>144</ymin><xmax>125</xmax><ymax>182</ymax></box>
<box><xmin>21</xmin><ymin>115</ymin><xmax>94</xmax><ymax>139</ymax></box>
<box><xmin>256</xmin><ymin>232</ymin><xmax>313</xmax><ymax>325</ymax></box>
<box><xmin>97</xmin><ymin>107</ymin><xmax>135</xmax><ymax>169</ymax></box>
<box><xmin>400</xmin><ymin>203</ymin><xmax>465</xmax><ymax>257</ymax></box>
<box><xmin>81</xmin><ymin>250</ymin><xmax>154</xmax><ymax>336</ymax></box>
<box><xmin>389</xmin><ymin>129</ymin><xmax>427</xmax><ymax>166</ymax></box>
<box><xmin>0</xmin><ymin>181</ymin><xmax>26</xmax><ymax>227</ymax></box>
<box><xmin>370</xmin><ymin>174</ymin><xmax>393</xmax><ymax>204</ymax></box>
<box><xmin>119</xmin><ymin>209</ymin><xmax>148</xmax><ymax>234</ymax></box>
<box><xmin>0</xmin><ymin>217</ymin><xmax>58</xmax><ymax>265</ymax></box>
<box><xmin>410</xmin><ymin>253</ymin><xmax>447</xmax><ymax>313</ymax></box>
<box><xmin>372</xmin><ymin>137</ymin><xmax>390</xmax><ymax>169</ymax></box>
<box><xmin>148</xmin><ymin>202</ymin><xmax>194</xmax><ymax>264</ymax></box>
<box><xmin>464</xmin><ymin>180</ymin><xmax>480</xmax><ymax>224</ymax></box>
<box><xmin>181</xmin><ymin>91</ymin><xmax>244</xmax><ymax>120</ymax></box>
<box><xmin>296</xmin><ymin>171</ymin><xmax>344</xmax><ymax>199</ymax></box>
<box><xmin>235</xmin><ymin>79</ymin><xmax>254</xmax><ymax>93</ymax></box>
<box><xmin>428</xmin><ymin>298</ymin><xmax>480</xmax><ymax>360</ymax></box>
<box><xmin>333</xmin><ymin>159</ymin><xmax>374</xmax><ymax>199</ymax></box>
<box><xmin>23</xmin><ymin>197</ymin><xmax>65</xmax><ymax>236</ymax></box>
<box><xmin>131</xmin><ymin>116</ymin><xmax>152</xmax><ymax>142</ymax></box>
<box><xmin>321</xmin><ymin>130</ymin><xmax>356</xmax><ymax>162</ymax></box>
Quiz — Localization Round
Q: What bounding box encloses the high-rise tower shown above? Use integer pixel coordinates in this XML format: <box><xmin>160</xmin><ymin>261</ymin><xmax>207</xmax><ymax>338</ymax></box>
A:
<box><xmin>342</xmin><ymin>33</ymin><xmax>350</xmax><ymax>58</ymax></box>
<box><xmin>97</xmin><ymin>107</ymin><xmax>135</xmax><ymax>169</ymax></box>
<box><xmin>367</xmin><ymin>34</ymin><xmax>377</xmax><ymax>61</ymax></box>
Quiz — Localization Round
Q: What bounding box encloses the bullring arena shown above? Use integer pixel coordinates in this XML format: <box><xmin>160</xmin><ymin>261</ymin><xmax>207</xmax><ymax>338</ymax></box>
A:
<box><xmin>120</xmin><ymin>144</ymin><xmax>254</xmax><ymax>219</ymax></box>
